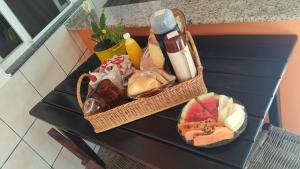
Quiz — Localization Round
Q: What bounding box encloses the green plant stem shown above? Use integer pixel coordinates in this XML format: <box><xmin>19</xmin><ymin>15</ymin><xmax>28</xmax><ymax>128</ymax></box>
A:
<box><xmin>88</xmin><ymin>37</ymin><xmax>98</xmax><ymax>42</ymax></box>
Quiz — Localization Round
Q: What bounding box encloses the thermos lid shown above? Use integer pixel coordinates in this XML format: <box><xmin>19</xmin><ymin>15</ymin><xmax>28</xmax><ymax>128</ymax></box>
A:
<box><xmin>150</xmin><ymin>9</ymin><xmax>177</xmax><ymax>35</ymax></box>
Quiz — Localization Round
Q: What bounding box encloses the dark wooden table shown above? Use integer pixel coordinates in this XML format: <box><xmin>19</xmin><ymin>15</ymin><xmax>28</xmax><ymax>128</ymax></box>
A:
<box><xmin>30</xmin><ymin>35</ymin><xmax>296</xmax><ymax>169</ymax></box>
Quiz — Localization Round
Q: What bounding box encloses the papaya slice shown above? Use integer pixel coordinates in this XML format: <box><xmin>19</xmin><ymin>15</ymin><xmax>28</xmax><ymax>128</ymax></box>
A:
<box><xmin>193</xmin><ymin>127</ymin><xmax>234</xmax><ymax>146</ymax></box>
<box><xmin>178</xmin><ymin>118</ymin><xmax>219</xmax><ymax>135</ymax></box>
<box><xmin>184</xmin><ymin>130</ymin><xmax>205</xmax><ymax>141</ymax></box>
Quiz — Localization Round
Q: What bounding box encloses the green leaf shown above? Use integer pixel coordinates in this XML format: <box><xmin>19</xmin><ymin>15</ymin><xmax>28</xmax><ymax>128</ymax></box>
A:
<box><xmin>91</xmin><ymin>33</ymin><xmax>100</xmax><ymax>38</ymax></box>
<box><xmin>99</xmin><ymin>10</ymin><xmax>106</xmax><ymax>29</ymax></box>
<box><xmin>91</xmin><ymin>22</ymin><xmax>99</xmax><ymax>34</ymax></box>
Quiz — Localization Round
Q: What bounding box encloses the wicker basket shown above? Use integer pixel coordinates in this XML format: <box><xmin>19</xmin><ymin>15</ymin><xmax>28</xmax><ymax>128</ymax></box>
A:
<box><xmin>76</xmin><ymin>31</ymin><xmax>207</xmax><ymax>133</ymax></box>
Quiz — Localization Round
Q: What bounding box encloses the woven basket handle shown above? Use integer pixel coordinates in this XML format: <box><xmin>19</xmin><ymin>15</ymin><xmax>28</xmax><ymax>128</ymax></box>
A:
<box><xmin>186</xmin><ymin>31</ymin><xmax>203</xmax><ymax>74</ymax></box>
<box><xmin>172</xmin><ymin>8</ymin><xmax>203</xmax><ymax>75</ymax></box>
<box><xmin>76</xmin><ymin>73</ymin><xmax>90</xmax><ymax>110</ymax></box>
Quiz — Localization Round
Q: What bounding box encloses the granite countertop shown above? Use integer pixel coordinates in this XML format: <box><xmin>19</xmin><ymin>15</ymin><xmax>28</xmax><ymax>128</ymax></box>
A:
<box><xmin>65</xmin><ymin>0</ymin><xmax>300</xmax><ymax>30</ymax></box>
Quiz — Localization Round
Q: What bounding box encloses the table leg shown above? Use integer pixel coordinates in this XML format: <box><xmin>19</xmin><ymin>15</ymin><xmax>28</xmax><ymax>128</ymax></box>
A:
<box><xmin>59</xmin><ymin>129</ymin><xmax>106</xmax><ymax>168</ymax></box>
<box><xmin>269</xmin><ymin>93</ymin><xmax>282</xmax><ymax>127</ymax></box>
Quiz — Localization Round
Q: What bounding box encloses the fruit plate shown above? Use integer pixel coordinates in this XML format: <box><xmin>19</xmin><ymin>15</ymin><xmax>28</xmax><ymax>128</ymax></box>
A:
<box><xmin>177</xmin><ymin>93</ymin><xmax>248</xmax><ymax>148</ymax></box>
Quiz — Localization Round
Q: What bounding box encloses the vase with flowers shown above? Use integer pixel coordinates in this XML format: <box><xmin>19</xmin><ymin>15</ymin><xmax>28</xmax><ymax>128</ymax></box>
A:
<box><xmin>83</xmin><ymin>1</ymin><xmax>126</xmax><ymax>62</ymax></box>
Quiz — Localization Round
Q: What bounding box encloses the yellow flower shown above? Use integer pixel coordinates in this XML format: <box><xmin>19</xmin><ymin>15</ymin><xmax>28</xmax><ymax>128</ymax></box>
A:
<box><xmin>101</xmin><ymin>29</ymin><xmax>107</xmax><ymax>34</ymax></box>
<box><xmin>82</xmin><ymin>0</ymin><xmax>91</xmax><ymax>13</ymax></box>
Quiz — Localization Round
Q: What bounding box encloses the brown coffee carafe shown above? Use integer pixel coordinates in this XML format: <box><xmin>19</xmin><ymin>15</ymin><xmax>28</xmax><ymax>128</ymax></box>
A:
<box><xmin>83</xmin><ymin>79</ymin><xmax>128</xmax><ymax>115</ymax></box>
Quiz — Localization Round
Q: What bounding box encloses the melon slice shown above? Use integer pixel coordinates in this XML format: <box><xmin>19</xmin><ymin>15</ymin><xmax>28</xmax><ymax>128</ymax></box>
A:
<box><xmin>224</xmin><ymin>104</ymin><xmax>246</xmax><ymax>132</ymax></box>
<box><xmin>193</xmin><ymin>127</ymin><xmax>234</xmax><ymax>146</ymax></box>
<box><xmin>235</xmin><ymin>103</ymin><xmax>245</xmax><ymax>110</ymax></box>
<box><xmin>218</xmin><ymin>95</ymin><xmax>232</xmax><ymax>111</ymax></box>
<box><xmin>180</xmin><ymin>99</ymin><xmax>215</xmax><ymax>123</ymax></box>
<box><xmin>218</xmin><ymin>95</ymin><xmax>234</xmax><ymax>124</ymax></box>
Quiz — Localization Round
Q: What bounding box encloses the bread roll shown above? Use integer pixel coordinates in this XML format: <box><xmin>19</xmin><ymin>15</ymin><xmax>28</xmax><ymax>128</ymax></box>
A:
<box><xmin>127</xmin><ymin>69</ymin><xmax>175</xmax><ymax>97</ymax></box>
<box><xmin>128</xmin><ymin>76</ymin><xmax>160</xmax><ymax>96</ymax></box>
<box><xmin>128</xmin><ymin>71</ymin><xmax>143</xmax><ymax>86</ymax></box>
<box><xmin>151</xmin><ymin>68</ymin><xmax>176</xmax><ymax>82</ymax></box>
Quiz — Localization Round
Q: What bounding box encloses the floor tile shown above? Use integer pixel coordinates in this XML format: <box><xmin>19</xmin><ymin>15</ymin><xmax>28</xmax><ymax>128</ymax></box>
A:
<box><xmin>69</xmin><ymin>30</ymin><xmax>87</xmax><ymax>53</ymax></box>
<box><xmin>45</xmin><ymin>26</ymin><xmax>83</xmax><ymax>74</ymax></box>
<box><xmin>24</xmin><ymin>120</ymin><xmax>62</xmax><ymax>165</ymax></box>
<box><xmin>0</xmin><ymin>71</ymin><xmax>41</xmax><ymax>136</ymax></box>
<box><xmin>20</xmin><ymin>45</ymin><xmax>66</xmax><ymax>97</ymax></box>
<box><xmin>72</xmin><ymin>49</ymin><xmax>93</xmax><ymax>72</ymax></box>
<box><xmin>53</xmin><ymin>148</ymin><xmax>85</xmax><ymax>169</ymax></box>
<box><xmin>0</xmin><ymin>120</ymin><xmax>20</xmax><ymax>167</ymax></box>
<box><xmin>84</xmin><ymin>49</ymin><xmax>93</xmax><ymax>58</ymax></box>
<box><xmin>2</xmin><ymin>141</ymin><xmax>51</xmax><ymax>169</ymax></box>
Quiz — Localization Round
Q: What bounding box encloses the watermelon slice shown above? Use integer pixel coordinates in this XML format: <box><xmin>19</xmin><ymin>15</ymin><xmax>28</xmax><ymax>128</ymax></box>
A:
<box><xmin>198</xmin><ymin>96</ymin><xmax>218</xmax><ymax>119</ymax></box>
<box><xmin>180</xmin><ymin>99</ymin><xmax>215</xmax><ymax>123</ymax></box>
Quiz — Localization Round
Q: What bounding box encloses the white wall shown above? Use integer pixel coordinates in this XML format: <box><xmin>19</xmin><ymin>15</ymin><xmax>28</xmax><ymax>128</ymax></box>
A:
<box><xmin>0</xmin><ymin>25</ymin><xmax>94</xmax><ymax>169</ymax></box>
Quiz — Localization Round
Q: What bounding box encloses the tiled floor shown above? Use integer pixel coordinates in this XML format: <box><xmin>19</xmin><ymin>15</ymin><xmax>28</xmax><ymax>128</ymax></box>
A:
<box><xmin>23</xmin><ymin>120</ymin><xmax>62</xmax><ymax>165</ymax></box>
<box><xmin>45</xmin><ymin>26</ymin><xmax>82</xmax><ymax>74</ymax></box>
<box><xmin>0</xmin><ymin>0</ymin><xmax>108</xmax><ymax>167</ymax></box>
<box><xmin>0</xmin><ymin>71</ymin><xmax>41</xmax><ymax>136</ymax></box>
<box><xmin>53</xmin><ymin>148</ymin><xmax>85</xmax><ymax>169</ymax></box>
<box><xmin>19</xmin><ymin>45</ymin><xmax>67</xmax><ymax>97</ymax></box>
<box><xmin>53</xmin><ymin>143</ymin><xmax>97</xmax><ymax>169</ymax></box>
<box><xmin>0</xmin><ymin>24</ymin><xmax>95</xmax><ymax>169</ymax></box>
<box><xmin>0</xmin><ymin>118</ymin><xmax>97</xmax><ymax>169</ymax></box>
<box><xmin>2</xmin><ymin>141</ymin><xmax>51</xmax><ymax>169</ymax></box>
<box><xmin>0</xmin><ymin>120</ymin><xmax>20</xmax><ymax>168</ymax></box>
